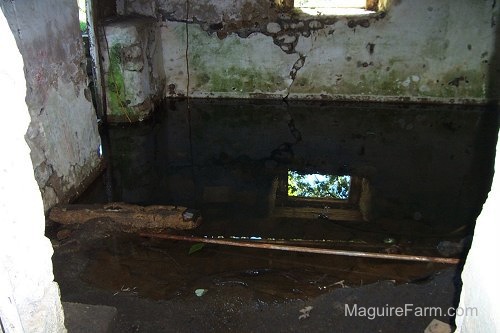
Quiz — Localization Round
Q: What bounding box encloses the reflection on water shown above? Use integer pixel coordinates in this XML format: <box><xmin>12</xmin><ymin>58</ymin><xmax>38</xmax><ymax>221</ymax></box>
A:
<box><xmin>73</xmin><ymin>99</ymin><xmax>497</xmax><ymax>300</ymax></box>
<box><xmin>81</xmin><ymin>99</ymin><xmax>496</xmax><ymax>230</ymax></box>
<box><xmin>79</xmin><ymin>232</ymin><xmax>450</xmax><ymax>301</ymax></box>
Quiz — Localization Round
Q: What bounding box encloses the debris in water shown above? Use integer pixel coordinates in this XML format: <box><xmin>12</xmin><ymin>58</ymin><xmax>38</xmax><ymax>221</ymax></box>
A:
<box><xmin>436</xmin><ymin>236</ymin><xmax>472</xmax><ymax>257</ymax></box>
<box><xmin>424</xmin><ymin>318</ymin><xmax>452</xmax><ymax>333</ymax></box>
<box><xmin>113</xmin><ymin>285</ymin><xmax>138</xmax><ymax>296</ymax></box>
<box><xmin>195</xmin><ymin>289</ymin><xmax>208</xmax><ymax>297</ymax></box>
<box><xmin>384</xmin><ymin>244</ymin><xmax>402</xmax><ymax>254</ymax></box>
<box><xmin>188</xmin><ymin>243</ymin><xmax>205</xmax><ymax>255</ymax></box>
<box><xmin>383</xmin><ymin>237</ymin><xmax>396</xmax><ymax>244</ymax></box>
<box><xmin>333</xmin><ymin>280</ymin><xmax>346</xmax><ymax>288</ymax></box>
<box><xmin>298</xmin><ymin>306</ymin><xmax>313</xmax><ymax>320</ymax></box>
<box><xmin>182</xmin><ymin>208</ymin><xmax>201</xmax><ymax>222</ymax></box>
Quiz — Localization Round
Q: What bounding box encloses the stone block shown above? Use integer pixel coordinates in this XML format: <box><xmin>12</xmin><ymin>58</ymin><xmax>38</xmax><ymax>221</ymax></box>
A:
<box><xmin>424</xmin><ymin>319</ymin><xmax>452</xmax><ymax>333</ymax></box>
<box><xmin>63</xmin><ymin>302</ymin><xmax>117</xmax><ymax>333</ymax></box>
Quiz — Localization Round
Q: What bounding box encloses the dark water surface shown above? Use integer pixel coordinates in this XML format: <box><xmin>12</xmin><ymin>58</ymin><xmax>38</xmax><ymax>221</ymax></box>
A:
<box><xmin>70</xmin><ymin>99</ymin><xmax>497</xmax><ymax>300</ymax></box>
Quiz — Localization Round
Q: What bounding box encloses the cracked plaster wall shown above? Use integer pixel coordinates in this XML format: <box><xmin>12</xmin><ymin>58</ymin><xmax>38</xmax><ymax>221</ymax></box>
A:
<box><xmin>0</xmin><ymin>8</ymin><xmax>65</xmax><ymax>333</ymax></box>
<box><xmin>1</xmin><ymin>0</ymin><xmax>102</xmax><ymax>211</ymax></box>
<box><xmin>113</xmin><ymin>0</ymin><xmax>496</xmax><ymax>103</ymax></box>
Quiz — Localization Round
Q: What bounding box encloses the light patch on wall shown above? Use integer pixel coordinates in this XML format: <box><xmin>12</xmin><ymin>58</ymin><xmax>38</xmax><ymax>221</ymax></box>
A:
<box><xmin>296</xmin><ymin>0</ymin><xmax>375</xmax><ymax>16</ymax></box>
<box><xmin>288</xmin><ymin>170</ymin><xmax>351</xmax><ymax>200</ymax></box>
<box><xmin>77</xmin><ymin>0</ymin><xmax>87</xmax><ymax>32</ymax></box>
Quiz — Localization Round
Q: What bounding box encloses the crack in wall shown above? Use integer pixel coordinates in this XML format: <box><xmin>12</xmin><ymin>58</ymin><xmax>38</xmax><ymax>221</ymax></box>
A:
<box><xmin>266</xmin><ymin>105</ymin><xmax>303</xmax><ymax>166</ymax></box>
<box><xmin>285</xmin><ymin>54</ymin><xmax>306</xmax><ymax>99</ymax></box>
<box><xmin>134</xmin><ymin>3</ymin><xmax>386</xmax><ymax>101</ymax></box>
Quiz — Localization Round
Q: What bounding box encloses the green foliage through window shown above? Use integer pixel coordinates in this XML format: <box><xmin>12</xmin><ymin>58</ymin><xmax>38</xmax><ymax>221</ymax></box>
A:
<box><xmin>79</xmin><ymin>21</ymin><xmax>87</xmax><ymax>33</ymax></box>
<box><xmin>288</xmin><ymin>171</ymin><xmax>350</xmax><ymax>199</ymax></box>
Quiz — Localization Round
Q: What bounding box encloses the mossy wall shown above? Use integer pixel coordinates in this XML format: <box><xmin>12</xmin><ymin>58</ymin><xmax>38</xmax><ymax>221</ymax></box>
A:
<box><xmin>122</xmin><ymin>0</ymin><xmax>497</xmax><ymax>103</ymax></box>
<box><xmin>106</xmin><ymin>43</ymin><xmax>134</xmax><ymax>119</ymax></box>
<box><xmin>102</xmin><ymin>18</ymin><xmax>165</xmax><ymax>122</ymax></box>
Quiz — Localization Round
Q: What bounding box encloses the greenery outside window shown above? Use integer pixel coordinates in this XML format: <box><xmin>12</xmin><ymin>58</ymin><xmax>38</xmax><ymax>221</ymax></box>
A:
<box><xmin>277</xmin><ymin>0</ymin><xmax>381</xmax><ymax>16</ymax></box>
<box><xmin>288</xmin><ymin>171</ymin><xmax>351</xmax><ymax>200</ymax></box>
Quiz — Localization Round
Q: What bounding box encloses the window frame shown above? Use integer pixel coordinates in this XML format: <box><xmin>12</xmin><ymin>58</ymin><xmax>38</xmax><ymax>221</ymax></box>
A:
<box><xmin>274</xmin><ymin>174</ymin><xmax>367</xmax><ymax>221</ymax></box>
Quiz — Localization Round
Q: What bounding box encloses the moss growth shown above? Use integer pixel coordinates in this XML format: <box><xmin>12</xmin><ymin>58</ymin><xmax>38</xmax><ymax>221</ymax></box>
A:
<box><xmin>106</xmin><ymin>43</ymin><xmax>133</xmax><ymax>118</ymax></box>
<box><xmin>431</xmin><ymin>69</ymin><xmax>486</xmax><ymax>99</ymax></box>
<box><xmin>291</xmin><ymin>65</ymin><xmax>485</xmax><ymax>100</ymax></box>
<box><xmin>202</xmin><ymin>66</ymin><xmax>283</xmax><ymax>92</ymax></box>
<box><xmin>185</xmin><ymin>27</ymin><xmax>287</xmax><ymax>93</ymax></box>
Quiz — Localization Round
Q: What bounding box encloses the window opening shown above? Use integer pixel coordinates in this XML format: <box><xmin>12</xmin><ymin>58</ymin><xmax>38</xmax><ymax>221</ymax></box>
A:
<box><xmin>287</xmin><ymin>170</ymin><xmax>351</xmax><ymax>200</ymax></box>
<box><xmin>295</xmin><ymin>0</ymin><xmax>377</xmax><ymax>16</ymax></box>
<box><xmin>77</xmin><ymin>0</ymin><xmax>87</xmax><ymax>33</ymax></box>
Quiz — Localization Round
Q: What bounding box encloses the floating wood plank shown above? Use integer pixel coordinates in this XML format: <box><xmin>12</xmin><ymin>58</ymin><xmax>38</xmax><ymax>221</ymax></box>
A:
<box><xmin>49</xmin><ymin>203</ymin><xmax>201</xmax><ymax>230</ymax></box>
<box><xmin>273</xmin><ymin>206</ymin><xmax>363</xmax><ymax>221</ymax></box>
<box><xmin>140</xmin><ymin>233</ymin><xmax>460</xmax><ymax>265</ymax></box>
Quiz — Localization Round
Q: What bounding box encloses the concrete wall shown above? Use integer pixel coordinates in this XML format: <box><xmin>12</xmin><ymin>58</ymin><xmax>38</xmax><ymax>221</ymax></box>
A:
<box><xmin>1</xmin><ymin>0</ymin><xmax>101</xmax><ymax>211</ymax></box>
<box><xmin>0</xmin><ymin>9</ymin><xmax>66</xmax><ymax>333</ymax></box>
<box><xmin>455</xmin><ymin>132</ymin><xmax>499</xmax><ymax>333</ymax></box>
<box><xmin>111</xmin><ymin>0</ymin><xmax>496</xmax><ymax>104</ymax></box>
<box><xmin>101</xmin><ymin>17</ymin><xmax>165</xmax><ymax>121</ymax></box>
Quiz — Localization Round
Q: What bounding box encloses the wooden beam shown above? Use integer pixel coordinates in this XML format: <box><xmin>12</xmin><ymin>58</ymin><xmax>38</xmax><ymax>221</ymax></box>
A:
<box><xmin>49</xmin><ymin>203</ymin><xmax>202</xmax><ymax>230</ymax></box>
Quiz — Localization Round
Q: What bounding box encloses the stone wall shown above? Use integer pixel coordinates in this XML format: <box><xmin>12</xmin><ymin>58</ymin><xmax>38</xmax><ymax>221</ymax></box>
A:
<box><xmin>110</xmin><ymin>0</ymin><xmax>496</xmax><ymax>104</ymax></box>
<box><xmin>0</xmin><ymin>8</ymin><xmax>66</xmax><ymax>333</ymax></box>
<box><xmin>1</xmin><ymin>0</ymin><xmax>101</xmax><ymax>211</ymax></box>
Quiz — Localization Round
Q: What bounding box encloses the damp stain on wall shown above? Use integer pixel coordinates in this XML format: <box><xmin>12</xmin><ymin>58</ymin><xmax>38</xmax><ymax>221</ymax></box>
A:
<box><xmin>105</xmin><ymin>0</ymin><xmax>497</xmax><ymax>103</ymax></box>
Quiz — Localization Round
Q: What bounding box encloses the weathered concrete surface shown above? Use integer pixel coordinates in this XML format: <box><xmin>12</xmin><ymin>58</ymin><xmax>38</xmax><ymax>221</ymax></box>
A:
<box><xmin>62</xmin><ymin>302</ymin><xmax>117</xmax><ymax>333</ymax></box>
<box><xmin>161</xmin><ymin>22</ymin><xmax>297</xmax><ymax>98</ymax></box>
<box><xmin>1</xmin><ymin>0</ymin><xmax>101</xmax><ymax>211</ymax></box>
<box><xmin>0</xmin><ymin>8</ymin><xmax>66</xmax><ymax>333</ymax></box>
<box><xmin>117</xmin><ymin>0</ymin><xmax>496</xmax><ymax>103</ymax></box>
<box><xmin>102</xmin><ymin>18</ymin><xmax>165</xmax><ymax>121</ymax></box>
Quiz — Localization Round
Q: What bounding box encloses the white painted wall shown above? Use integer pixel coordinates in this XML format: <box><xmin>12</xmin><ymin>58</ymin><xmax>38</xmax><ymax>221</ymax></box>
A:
<box><xmin>0</xmin><ymin>8</ymin><xmax>66</xmax><ymax>333</ymax></box>
<box><xmin>455</xmin><ymin>131</ymin><xmax>500</xmax><ymax>332</ymax></box>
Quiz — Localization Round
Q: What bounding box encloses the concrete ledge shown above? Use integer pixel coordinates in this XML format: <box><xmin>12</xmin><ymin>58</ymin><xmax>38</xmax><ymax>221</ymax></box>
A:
<box><xmin>63</xmin><ymin>302</ymin><xmax>117</xmax><ymax>333</ymax></box>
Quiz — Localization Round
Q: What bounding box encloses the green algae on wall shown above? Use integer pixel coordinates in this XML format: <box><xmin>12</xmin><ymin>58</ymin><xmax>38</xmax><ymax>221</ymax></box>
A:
<box><xmin>107</xmin><ymin>43</ymin><xmax>133</xmax><ymax>118</ymax></box>
<box><xmin>200</xmin><ymin>66</ymin><xmax>285</xmax><ymax>92</ymax></box>
<box><xmin>186</xmin><ymin>25</ymin><xmax>289</xmax><ymax>94</ymax></box>
<box><xmin>291</xmin><ymin>65</ymin><xmax>486</xmax><ymax>100</ymax></box>
<box><xmin>292</xmin><ymin>68</ymin><xmax>406</xmax><ymax>96</ymax></box>
<box><xmin>424</xmin><ymin>69</ymin><xmax>486</xmax><ymax>99</ymax></box>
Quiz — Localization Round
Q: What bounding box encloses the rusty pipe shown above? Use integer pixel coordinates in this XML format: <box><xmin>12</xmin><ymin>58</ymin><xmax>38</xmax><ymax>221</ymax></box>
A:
<box><xmin>140</xmin><ymin>233</ymin><xmax>460</xmax><ymax>264</ymax></box>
